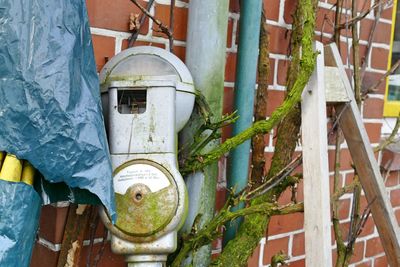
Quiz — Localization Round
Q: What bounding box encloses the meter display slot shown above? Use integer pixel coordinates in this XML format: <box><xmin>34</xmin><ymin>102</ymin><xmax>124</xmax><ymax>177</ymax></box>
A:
<box><xmin>118</xmin><ymin>89</ymin><xmax>147</xmax><ymax>114</ymax></box>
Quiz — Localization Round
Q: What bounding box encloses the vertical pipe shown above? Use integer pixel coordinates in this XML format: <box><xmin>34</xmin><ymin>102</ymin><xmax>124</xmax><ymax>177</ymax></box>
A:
<box><xmin>182</xmin><ymin>0</ymin><xmax>229</xmax><ymax>266</ymax></box>
<box><xmin>223</xmin><ymin>0</ymin><xmax>263</xmax><ymax>245</ymax></box>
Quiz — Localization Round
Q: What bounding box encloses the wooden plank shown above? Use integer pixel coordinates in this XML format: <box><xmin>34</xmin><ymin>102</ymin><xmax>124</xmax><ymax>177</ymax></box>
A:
<box><xmin>328</xmin><ymin>43</ymin><xmax>400</xmax><ymax>266</ymax></box>
<box><xmin>324</xmin><ymin>67</ymin><xmax>351</xmax><ymax>103</ymax></box>
<box><xmin>301</xmin><ymin>41</ymin><xmax>333</xmax><ymax>267</ymax></box>
<box><xmin>57</xmin><ymin>204</ymin><xmax>93</xmax><ymax>267</ymax></box>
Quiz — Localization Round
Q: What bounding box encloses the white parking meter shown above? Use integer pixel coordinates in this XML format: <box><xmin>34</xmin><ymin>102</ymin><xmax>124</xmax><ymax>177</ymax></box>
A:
<box><xmin>99</xmin><ymin>46</ymin><xmax>195</xmax><ymax>266</ymax></box>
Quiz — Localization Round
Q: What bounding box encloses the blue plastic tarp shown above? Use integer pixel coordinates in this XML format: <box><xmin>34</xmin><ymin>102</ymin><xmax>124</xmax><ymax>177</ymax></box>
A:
<box><xmin>0</xmin><ymin>0</ymin><xmax>115</xmax><ymax>219</ymax></box>
<box><xmin>0</xmin><ymin>181</ymin><xmax>41</xmax><ymax>267</ymax></box>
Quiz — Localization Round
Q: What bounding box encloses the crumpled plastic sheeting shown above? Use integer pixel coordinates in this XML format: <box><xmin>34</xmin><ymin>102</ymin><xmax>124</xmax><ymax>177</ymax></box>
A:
<box><xmin>0</xmin><ymin>0</ymin><xmax>115</xmax><ymax>219</ymax></box>
<box><xmin>0</xmin><ymin>181</ymin><xmax>41</xmax><ymax>267</ymax></box>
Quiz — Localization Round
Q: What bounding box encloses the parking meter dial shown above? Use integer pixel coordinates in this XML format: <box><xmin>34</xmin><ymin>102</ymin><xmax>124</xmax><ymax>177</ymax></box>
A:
<box><xmin>113</xmin><ymin>161</ymin><xmax>178</xmax><ymax>237</ymax></box>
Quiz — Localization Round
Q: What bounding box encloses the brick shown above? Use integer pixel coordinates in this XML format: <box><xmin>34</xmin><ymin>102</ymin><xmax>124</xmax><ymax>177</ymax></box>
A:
<box><xmin>328</xmin><ymin>148</ymin><xmax>353</xmax><ymax>172</ymax></box>
<box><xmin>229</xmin><ymin>0</ymin><xmax>240</xmax><ymax>13</ymax></box>
<box><xmin>362</xmin><ymin>71</ymin><xmax>387</xmax><ymax>95</ymax></box>
<box><xmin>370</xmin><ymin>47</ymin><xmax>390</xmax><ymax>70</ymax></box>
<box><xmin>277</xmin><ymin>60</ymin><xmax>289</xmax><ymax>86</ymax></box>
<box><xmin>287</xmin><ymin>259</ymin><xmax>305</xmax><ymax>267</ymax></box>
<box><xmin>292</xmin><ymin>232</ymin><xmax>305</xmax><ymax>256</ymax></box>
<box><xmin>121</xmin><ymin>40</ymin><xmax>165</xmax><ymax>51</ymax></box>
<box><xmin>316</xmin><ymin>7</ymin><xmax>336</xmax><ymax>36</ymax></box>
<box><xmin>381</xmin><ymin>4</ymin><xmax>394</xmax><ymax>20</ymax></box>
<box><xmin>355</xmin><ymin>260</ymin><xmax>373</xmax><ymax>267</ymax></box>
<box><xmin>264</xmin><ymin>0</ymin><xmax>279</xmax><ymax>22</ymax></box>
<box><xmin>268</xmin><ymin>212</ymin><xmax>304</xmax><ymax>235</ymax></box>
<box><xmin>381</xmin><ymin>150</ymin><xmax>400</xmax><ymax>171</ymax></box>
<box><xmin>78</xmin><ymin>241</ymin><xmax>125</xmax><ymax>267</ymax></box>
<box><xmin>358</xmin><ymin>216</ymin><xmax>375</xmax><ymax>238</ymax></box>
<box><xmin>212</xmin><ymin>237</ymin><xmax>222</xmax><ymax>252</ymax></box>
<box><xmin>384</xmin><ymin>170</ymin><xmax>399</xmax><ymax>187</ymax></box>
<box><xmin>225</xmin><ymin>52</ymin><xmax>237</xmax><ymax>82</ymax></box>
<box><xmin>269</xmin><ymin>25</ymin><xmax>290</xmax><ymax>55</ymax></box>
<box><xmin>349</xmin><ymin>44</ymin><xmax>367</xmax><ymax>67</ymax></box>
<box><xmin>263</xmin><ymin>152</ymin><xmax>276</xmax><ymax>175</ymax></box>
<box><xmin>87</xmin><ymin>0</ymin><xmax>148</xmax><ymax>33</ymax></box>
<box><xmin>365</xmin><ymin>237</ymin><xmax>384</xmax><ymax>257</ymax></box>
<box><xmin>262</xmin><ymin>237</ymin><xmax>289</xmax><ymax>265</ymax></box>
<box><xmin>338</xmin><ymin>198</ymin><xmax>351</xmax><ymax>221</ymax></box>
<box><xmin>396</xmin><ymin>209</ymin><xmax>400</xmax><ymax>224</ymax></box>
<box><xmin>295</xmin><ymin>179</ymin><xmax>304</xmax><ymax>202</ymax></box>
<box><xmin>173</xmin><ymin>45</ymin><xmax>186</xmax><ymax>62</ymax></box>
<box><xmin>215</xmin><ymin>188</ymin><xmax>227</xmax><ymax>211</ymax></box>
<box><xmin>374</xmin><ymin>255</ymin><xmax>388</xmax><ymax>267</ymax></box>
<box><xmin>349</xmin><ymin>241</ymin><xmax>365</xmax><ymax>264</ymax></box>
<box><xmin>30</xmin><ymin>243</ymin><xmax>60</xmax><ymax>267</ymax></box>
<box><xmin>364</xmin><ymin>122</ymin><xmax>383</xmax><ymax>144</ymax></box>
<box><xmin>359</xmin><ymin>19</ymin><xmax>375</xmax><ymax>42</ymax></box>
<box><xmin>373</xmin><ymin>22</ymin><xmax>392</xmax><ymax>45</ymax></box>
<box><xmin>222</xmin><ymin>87</ymin><xmax>234</xmax><ymax>142</ymax></box>
<box><xmin>363</xmin><ymin>97</ymin><xmax>384</xmax><ymax>119</ymax></box>
<box><xmin>283</xmin><ymin>0</ymin><xmax>298</xmax><ymax>25</ymax></box>
<box><xmin>247</xmin><ymin>244</ymin><xmax>260</xmax><ymax>267</ymax></box>
<box><xmin>226</xmin><ymin>18</ymin><xmax>234</xmax><ymax>48</ymax></box>
<box><xmin>326</xmin><ymin>0</ymin><xmax>371</xmax><ymax>11</ymax></box>
<box><xmin>92</xmin><ymin>35</ymin><xmax>115</xmax><ymax>72</ymax></box>
<box><xmin>266</xmin><ymin>90</ymin><xmax>285</xmax><ymax>117</ymax></box>
<box><xmin>37</xmin><ymin>205</ymin><xmax>69</xmax><ymax>244</ymax></box>
<box><xmin>277</xmin><ymin>187</ymin><xmax>294</xmax><ymax>205</ymax></box>
<box><xmin>154</xmin><ymin>4</ymin><xmax>188</xmax><ymax>41</ymax></box>
<box><xmin>332</xmin><ymin>221</ymin><xmax>362</xmax><ymax>242</ymax></box>
<box><xmin>390</xmin><ymin>188</ymin><xmax>400</xmax><ymax>207</ymax></box>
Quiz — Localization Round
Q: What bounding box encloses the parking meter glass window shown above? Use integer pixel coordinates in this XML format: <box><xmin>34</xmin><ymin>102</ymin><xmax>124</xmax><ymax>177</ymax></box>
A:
<box><xmin>118</xmin><ymin>89</ymin><xmax>147</xmax><ymax>114</ymax></box>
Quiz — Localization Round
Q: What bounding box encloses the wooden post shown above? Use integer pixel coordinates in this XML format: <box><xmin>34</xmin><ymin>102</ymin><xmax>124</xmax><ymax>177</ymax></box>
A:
<box><xmin>327</xmin><ymin>43</ymin><xmax>400</xmax><ymax>266</ymax></box>
<box><xmin>56</xmin><ymin>204</ymin><xmax>93</xmax><ymax>267</ymax></box>
<box><xmin>301</xmin><ymin>41</ymin><xmax>333</xmax><ymax>267</ymax></box>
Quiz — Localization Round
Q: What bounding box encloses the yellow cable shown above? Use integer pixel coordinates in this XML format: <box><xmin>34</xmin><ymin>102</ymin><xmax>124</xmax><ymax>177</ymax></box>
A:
<box><xmin>21</xmin><ymin>161</ymin><xmax>35</xmax><ymax>185</ymax></box>
<box><xmin>0</xmin><ymin>154</ymin><xmax>22</xmax><ymax>182</ymax></box>
<box><xmin>0</xmin><ymin>151</ymin><xmax>4</xmax><ymax>170</ymax></box>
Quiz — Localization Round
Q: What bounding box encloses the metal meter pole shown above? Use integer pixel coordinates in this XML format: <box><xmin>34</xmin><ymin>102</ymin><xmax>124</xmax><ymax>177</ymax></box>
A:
<box><xmin>183</xmin><ymin>0</ymin><xmax>229</xmax><ymax>265</ymax></box>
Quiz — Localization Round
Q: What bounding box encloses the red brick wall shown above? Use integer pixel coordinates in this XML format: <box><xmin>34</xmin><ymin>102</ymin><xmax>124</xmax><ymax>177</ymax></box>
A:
<box><xmin>30</xmin><ymin>0</ymin><xmax>397</xmax><ymax>266</ymax></box>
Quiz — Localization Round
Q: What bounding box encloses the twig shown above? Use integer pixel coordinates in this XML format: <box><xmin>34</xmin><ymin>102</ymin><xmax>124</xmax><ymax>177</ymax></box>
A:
<box><xmin>351</xmin><ymin>0</ymin><xmax>362</xmax><ymax>107</ymax></box>
<box><xmin>333</xmin><ymin>0</ymin><xmax>343</xmax><ymax>47</ymax></box>
<box><xmin>360</xmin><ymin>0</ymin><xmax>382</xmax><ymax>82</ymax></box>
<box><xmin>251</xmin><ymin>7</ymin><xmax>270</xmax><ymax>189</ymax></box>
<box><xmin>345</xmin><ymin>174</ymin><xmax>362</xmax><ymax>263</ymax></box>
<box><xmin>374</xmin><ymin>115</ymin><xmax>400</xmax><ymax>152</ymax></box>
<box><xmin>171</xmin><ymin>202</ymin><xmax>304</xmax><ymax>267</ymax></box>
<box><xmin>128</xmin><ymin>0</ymin><xmax>155</xmax><ymax>47</ymax></box>
<box><xmin>336</xmin><ymin>0</ymin><xmax>389</xmax><ymax>30</ymax></box>
<box><xmin>245</xmin><ymin>155</ymin><xmax>302</xmax><ymax>200</ymax></box>
<box><xmin>130</xmin><ymin>0</ymin><xmax>172</xmax><ymax>39</ymax></box>
<box><xmin>332</xmin><ymin>128</ymin><xmax>347</xmax><ymax>267</ymax></box>
<box><xmin>271</xmin><ymin>252</ymin><xmax>289</xmax><ymax>267</ymax></box>
<box><xmin>169</xmin><ymin>0</ymin><xmax>175</xmax><ymax>52</ymax></box>
<box><xmin>363</xmin><ymin>59</ymin><xmax>400</xmax><ymax>95</ymax></box>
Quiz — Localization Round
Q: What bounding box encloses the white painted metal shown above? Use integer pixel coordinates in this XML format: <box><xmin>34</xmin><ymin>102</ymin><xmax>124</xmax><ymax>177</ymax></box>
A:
<box><xmin>301</xmin><ymin>41</ymin><xmax>333</xmax><ymax>267</ymax></box>
<box><xmin>99</xmin><ymin>46</ymin><xmax>194</xmax><ymax>266</ymax></box>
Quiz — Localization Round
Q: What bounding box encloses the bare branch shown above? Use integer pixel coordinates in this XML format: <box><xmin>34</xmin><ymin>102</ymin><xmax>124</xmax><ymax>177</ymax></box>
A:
<box><xmin>336</xmin><ymin>0</ymin><xmax>389</xmax><ymax>30</ymax></box>
<box><xmin>130</xmin><ymin>0</ymin><xmax>172</xmax><ymax>40</ymax></box>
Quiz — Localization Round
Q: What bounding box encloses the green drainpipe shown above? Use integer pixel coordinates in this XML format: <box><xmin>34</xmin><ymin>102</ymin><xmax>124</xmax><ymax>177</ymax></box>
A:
<box><xmin>223</xmin><ymin>0</ymin><xmax>263</xmax><ymax>246</ymax></box>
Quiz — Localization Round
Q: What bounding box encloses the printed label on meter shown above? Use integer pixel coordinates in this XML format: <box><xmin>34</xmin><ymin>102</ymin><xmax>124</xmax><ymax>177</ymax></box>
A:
<box><xmin>114</xmin><ymin>163</ymin><xmax>170</xmax><ymax>195</ymax></box>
